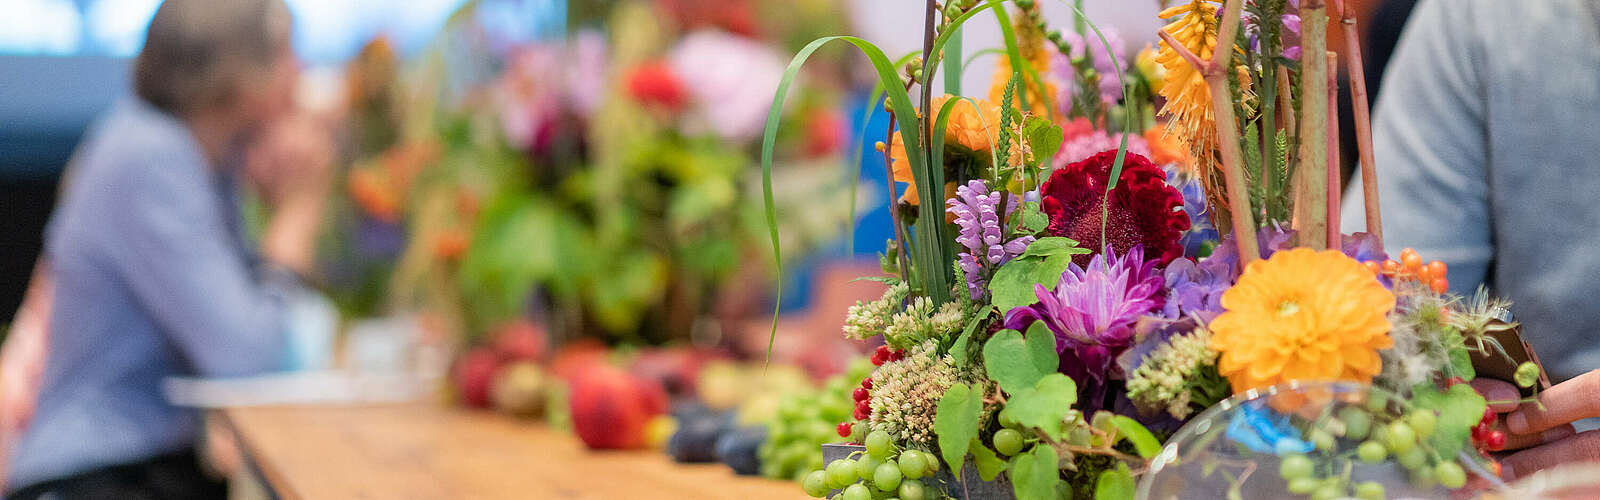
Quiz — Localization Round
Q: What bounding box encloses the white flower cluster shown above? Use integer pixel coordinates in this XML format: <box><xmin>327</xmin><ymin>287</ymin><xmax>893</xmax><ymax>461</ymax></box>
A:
<box><xmin>1126</xmin><ymin>328</ymin><xmax>1220</xmax><ymax>419</ymax></box>
<box><xmin>842</xmin><ymin>281</ymin><xmax>908</xmax><ymax>340</ymax></box>
<box><xmin>868</xmin><ymin>341</ymin><xmax>959</xmax><ymax>446</ymax></box>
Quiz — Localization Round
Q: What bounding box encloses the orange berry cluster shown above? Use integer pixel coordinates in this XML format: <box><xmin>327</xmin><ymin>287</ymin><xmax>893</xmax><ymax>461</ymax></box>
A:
<box><xmin>1363</xmin><ymin>248</ymin><xmax>1449</xmax><ymax>294</ymax></box>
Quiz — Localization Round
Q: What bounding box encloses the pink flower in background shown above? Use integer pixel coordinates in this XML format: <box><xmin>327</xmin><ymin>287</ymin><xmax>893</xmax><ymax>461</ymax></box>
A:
<box><xmin>495</xmin><ymin>31</ymin><xmax>609</xmax><ymax>151</ymax></box>
<box><xmin>1053</xmin><ymin>27</ymin><xmax>1128</xmax><ymax>113</ymax></box>
<box><xmin>667</xmin><ymin>30</ymin><xmax>787</xmax><ymax>143</ymax></box>
<box><xmin>1054</xmin><ymin>128</ymin><xmax>1151</xmax><ymax>170</ymax></box>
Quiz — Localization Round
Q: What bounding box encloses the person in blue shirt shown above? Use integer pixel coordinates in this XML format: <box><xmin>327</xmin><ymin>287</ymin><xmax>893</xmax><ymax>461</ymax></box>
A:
<box><xmin>3</xmin><ymin>0</ymin><xmax>331</xmax><ymax>497</ymax></box>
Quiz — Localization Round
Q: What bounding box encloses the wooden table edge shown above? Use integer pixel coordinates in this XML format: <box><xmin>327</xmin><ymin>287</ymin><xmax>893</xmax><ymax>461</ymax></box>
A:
<box><xmin>217</xmin><ymin>408</ymin><xmax>300</xmax><ymax>500</ymax></box>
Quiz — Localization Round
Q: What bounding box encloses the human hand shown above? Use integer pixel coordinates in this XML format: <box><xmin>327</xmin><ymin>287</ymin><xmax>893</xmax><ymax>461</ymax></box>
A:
<box><xmin>245</xmin><ymin>114</ymin><xmax>334</xmax><ymax>208</ymax></box>
<box><xmin>1</xmin><ymin>262</ymin><xmax>53</xmax><ymax>438</ymax></box>
<box><xmin>1474</xmin><ymin>370</ymin><xmax>1600</xmax><ymax>479</ymax></box>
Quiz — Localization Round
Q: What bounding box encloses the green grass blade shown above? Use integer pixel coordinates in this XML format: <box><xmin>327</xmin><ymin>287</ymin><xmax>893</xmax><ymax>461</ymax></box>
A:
<box><xmin>944</xmin><ymin>29</ymin><xmax>963</xmax><ymax>96</ymax></box>
<box><xmin>761</xmin><ymin>36</ymin><xmax>931</xmax><ymax>360</ymax></box>
<box><xmin>963</xmin><ymin>47</ymin><xmax>1007</xmax><ymax>69</ymax></box>
<box><xmin>1048</xmin><ymin>0</ymin><xmax>1130</xmax><ymax>187</ymax></box>
<box><xmin>843</xmin><ymin>50</ymin><xmax>921</xmax><ymax>257</ymax></box>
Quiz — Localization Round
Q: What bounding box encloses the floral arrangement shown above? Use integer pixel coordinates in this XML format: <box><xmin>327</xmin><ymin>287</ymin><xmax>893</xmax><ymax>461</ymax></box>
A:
<box><xmin>322</xmin><ymin>0</ymin><xmax>861</xmax><ymax>347</ymax></box>
<box><xmin>760</xmin><ymin>1</ymin><xmax>1547</xmax><ymax>499</ymax></box>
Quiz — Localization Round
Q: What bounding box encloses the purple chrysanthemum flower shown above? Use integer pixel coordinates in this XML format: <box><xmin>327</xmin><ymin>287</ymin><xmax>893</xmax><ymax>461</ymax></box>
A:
<box><xmin>1002</xmin><ymin>245</ymin><xmax>1162</xmax><ymax>403</ymax></box>
<box><xmin>948</xmin><ymin>180</ymin><xmax>1034</xmax><ymax>299</ymax></box>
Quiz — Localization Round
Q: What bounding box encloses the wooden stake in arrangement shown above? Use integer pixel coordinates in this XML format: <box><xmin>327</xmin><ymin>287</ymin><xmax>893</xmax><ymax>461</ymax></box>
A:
<box><xmin>1157</xmin><ymin>0</ymin><xmax>1259</xmax><ymax>265</ymax></box>
<box><xmin>1330</xmin><ymin>0</ymin><xmax>1382</xmax><ymax>245</ymax></box>
<box><xmin>1326</xmin><ymin>51</ymin><xmax>1341</xmax><ymax>250</ymax></box>
<box><xmin>1297</xmin><ymin>0</ymin><xmax>1331</xmax><ymax>250</ymax></box>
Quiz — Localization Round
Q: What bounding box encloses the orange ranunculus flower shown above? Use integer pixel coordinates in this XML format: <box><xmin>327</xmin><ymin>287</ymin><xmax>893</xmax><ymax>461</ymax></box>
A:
<box><xmin>1209</xmin><ymin>248</ymin><xmax>1395</xmax><ymax>393</ymax></box>
<box><xmin>886</xmin><ymin>95</ymin><xmax>1002</xmax><ymax>205</ymax></box>
<box><xmin>1143</xmin><ymin>126</ymin><xmax>1188</xmax><ymax>166</ymax></box>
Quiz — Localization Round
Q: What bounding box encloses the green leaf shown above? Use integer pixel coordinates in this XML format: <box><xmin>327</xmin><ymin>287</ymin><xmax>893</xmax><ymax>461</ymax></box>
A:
<box><xmin>847</xmin><ymin>276</ymin><xmax>902</xmax><ymax>286</ymax></box>
<box><xmin>969</xmin><ymin>438</ymin><xmax>1009</xmax><ymax>481</ymax></box>
<box><xmin>1093</xmin><ymin>462</ymin><xmax>1136</xmax><ymax>500</ymax></box>
<box><xmin>1022</xmin><ymin>117</ymin><xmax>1064</xmax><ymax>166</ymax></box>
<box><xmin>1448</xmin><ymin>345</ymin><xmax>1476</xmax><ymax>380</ymax></box>
<box><xmin>1020</xmin><ymin>237</ymin><xmax>1092</xmax><ymax>259</ymax></box>
<box><xmin>950</xmin><ymin>309</ymin><xmax>988</xmax><ymax>368</ymax></box>
<box><xmin>936</xmin><ymin>383</ymin><xmax>983</xmax><ymax>474</ymax></box>
<box><xmin>1110</xmin><ymin>415</ymin><xmax>1162</xmax><ymax>459</ymax></box>
<box><xmin>1024</xmin><ymin>321</ymin><xmax>1059</xmax><ymax>374</ymax></box>
<box><xmin>1411</xmin><ymin>383</ymin><xmax>1488</xmax><ymax>458</ymax></box>
<box><xmin>989</xmin><ymin>237</ymin><xmax>1090</xmax><ymax>311</ymax></box>
<box><xmin>1018</xmin><ymin>202</ymin><xmax>1047</xmax><ymax>233</ymax></box>
<box><xmin>983</xmin><ymin>325</ymin><xmax>1058</xmax><ymax>395</ymax></box>
<box><xmin>1002</xmin><ymin>373</ymin><xmax>1078</xmax><ymax>438</ymax></box>
<box><xmin>1011</xmin><ymin>444</ymin><xmax>1060</xmax><ymax>500</ymax></box>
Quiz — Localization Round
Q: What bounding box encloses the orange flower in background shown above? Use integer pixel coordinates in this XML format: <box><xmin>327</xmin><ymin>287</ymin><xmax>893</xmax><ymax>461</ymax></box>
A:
<box><xmin>986</xmin><ymin>4</ymin><xmax>1055</xmax><ymax>118</ymax></box>
<box><xmin>434</xmin><ymin>230</ymin><xmax>470</xmax><ymax>261</ymax></box>
<box><xmin>884</xmin><ymin>95</ymin><xmax>1002</xmax><ymax>205</ymax></box>
<box><xmin>1210</xmin><ymin>248</ymin><xmax>1395</xmax><ymax>393</ymax></box>
<box><xmin>348</xmin><ymin>167</ymin><xmax>400</xmax><ymax>222</ymax></box>
<box><xmin>1142</xmin><ymin>126</ymin><xmax>1188</xmax><ymax>166</ymax></box>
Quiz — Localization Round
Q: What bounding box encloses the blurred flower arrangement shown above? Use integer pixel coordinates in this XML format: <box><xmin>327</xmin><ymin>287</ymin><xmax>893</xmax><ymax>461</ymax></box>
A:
<box><xmin>316</xmin><ymin>0</ymin><xmax>863</xmax><ymax>352</ymax></box>
<box><xmin>758</xmin><ymin>1</ymin><xmax>1550</xmax><ymax>499</ymax></box>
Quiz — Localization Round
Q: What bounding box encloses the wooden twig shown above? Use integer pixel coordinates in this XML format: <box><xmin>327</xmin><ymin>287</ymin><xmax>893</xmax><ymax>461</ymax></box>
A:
<box><xmin>1330</xmin><ymin>0</ymin><xmax>1382</xmax><ymax>244</ymax></box>
<box><xmin>1160</xmin><ymin>0</ymin><xmax>1259</xmax><ymax>264</ymax></box>
<box><xmin>1297</xmin><ymin>0</ymin><xmax>1330</xmax><ymax>249</ymax></box>
<box><xmin>1326</xmin><ymin>51</ymin><xmax>1341</xmax><ymax>250</ymax></box>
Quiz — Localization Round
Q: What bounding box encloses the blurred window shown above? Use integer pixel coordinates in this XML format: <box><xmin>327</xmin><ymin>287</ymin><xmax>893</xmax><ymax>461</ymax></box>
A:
<box><xmin>0</xmin><ymin>0</ymin><xmax>512</xmax><ymax>63</ymax></box>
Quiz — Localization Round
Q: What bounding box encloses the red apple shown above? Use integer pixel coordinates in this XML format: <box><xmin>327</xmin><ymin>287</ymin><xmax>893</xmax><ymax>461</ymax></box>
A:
<box><xmin>492</xmin><ymin>319</ymin><xmax>548</xmax><ymax>362</ymax></box>
<box><xmin>568</xmin><ymin>365</ymin><xmax>668</xmax><ymax>450</ymax></box>
<box><xmin>549</xmin><ymin>339</ymin><xmax>609</xmax><ymax>382</ymax></box>
<box><xmin>453</xmin><ymin>347</ymin><xmax>502</xmax><ymax>408</ymax></box>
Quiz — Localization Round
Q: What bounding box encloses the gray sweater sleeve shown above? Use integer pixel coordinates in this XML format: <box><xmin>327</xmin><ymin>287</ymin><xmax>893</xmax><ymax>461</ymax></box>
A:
<box><xmin>1340</xmin><ymin>0</ymin><xmax>1493</xmax><ymax>292</ymax></box>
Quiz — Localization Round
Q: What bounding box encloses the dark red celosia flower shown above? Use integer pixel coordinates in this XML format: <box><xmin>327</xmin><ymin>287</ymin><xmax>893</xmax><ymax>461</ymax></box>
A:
<box><xmin>1041</xmin><ymin>150</ymin><xmax>1189</xmax><ymax>267</ymax></box>
<box><xmin>625</xmin><ymin>61</ymin><xmax>688</xmax><ymax>111</ymax></box>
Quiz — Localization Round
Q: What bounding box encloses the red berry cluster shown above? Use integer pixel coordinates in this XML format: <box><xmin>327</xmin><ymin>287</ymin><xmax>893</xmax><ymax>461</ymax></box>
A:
<box><xmin>870</xmin><ymin>345</ymin><xmax>905</xmax><ymax>366</ymax></box>
<box><xmin>1471</xmin><ymin>405</ymin><xmax>1506</xmax><ymax>450</ymax></box>
<box><xmin>837</xmin><ymin>376</ymin><xmax>876</xmax><ymax>440</ymax></box>
<box><xmin>852</xmin><ymin>376</ymin><xmax>874</xmax><ymax>421</ymax></box>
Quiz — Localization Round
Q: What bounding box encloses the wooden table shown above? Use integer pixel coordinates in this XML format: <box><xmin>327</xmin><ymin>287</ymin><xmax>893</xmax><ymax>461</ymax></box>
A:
<box><xmin>220</xmin><ymin>403</ymin><xmax>806</xmax><ymax>500</ymax></box>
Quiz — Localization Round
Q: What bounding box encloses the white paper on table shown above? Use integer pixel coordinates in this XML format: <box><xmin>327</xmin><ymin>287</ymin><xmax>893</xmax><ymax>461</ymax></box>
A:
<box><xmin>163</xmin><ymin>371</ymin><xmax>437</xmax><ymax>408</ymax></box>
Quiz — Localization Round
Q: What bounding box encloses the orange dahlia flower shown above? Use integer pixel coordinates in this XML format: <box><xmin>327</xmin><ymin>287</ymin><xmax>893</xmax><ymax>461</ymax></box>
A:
<box><xmin>1209</xmin><ymin>248</ymin><xmax>1395</xmax><ymax>393</ymax></box>
<box><xmin>886</xmin><ymin>95</ymin><xmax>1002</xmax><ymax>205</ymax></box>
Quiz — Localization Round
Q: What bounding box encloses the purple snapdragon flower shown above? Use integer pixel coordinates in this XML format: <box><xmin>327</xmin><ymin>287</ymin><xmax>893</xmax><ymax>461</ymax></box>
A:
<box><xmin>1244</xmin><ymin>0</ymin><xmax>1303</xmax><ymax>60</ymax></box>
<box><xmin>948</xmin><ymin>179</ymin><xmax>1034</xmax><ymax>299</ymax></box>
<box><xmin>1002</xmin><ymin>245</ymin><xmax>1162</xmax><ymax>402</ymax></box>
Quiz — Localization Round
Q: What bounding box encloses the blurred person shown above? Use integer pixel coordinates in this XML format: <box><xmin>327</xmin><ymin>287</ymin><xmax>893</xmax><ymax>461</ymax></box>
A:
<box><xmin>2</xmin><ymin>0</ymin><xmax>333</xmax><ymax>498</ymax></box>
<box><xmin>1339</xmin><ymin>0</ymin><xmax>1600</xmax><ymax>480</ymax></box>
